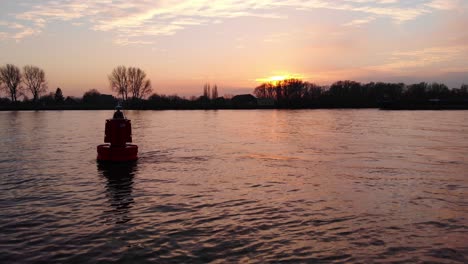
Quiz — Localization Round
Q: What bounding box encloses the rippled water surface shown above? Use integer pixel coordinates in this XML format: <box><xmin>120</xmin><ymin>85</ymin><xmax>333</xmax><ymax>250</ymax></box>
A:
<box><xmin>0</xmin><ymin>110</ymin><xmax>467</xmax><ymax>263</ymax></box>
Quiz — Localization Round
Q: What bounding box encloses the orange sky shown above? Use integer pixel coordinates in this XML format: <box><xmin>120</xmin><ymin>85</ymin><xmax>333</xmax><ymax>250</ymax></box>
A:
<box><xmin>1</xmin><ymin>0</ymin><xmax>467</xmax><ymax>97</ymax></box>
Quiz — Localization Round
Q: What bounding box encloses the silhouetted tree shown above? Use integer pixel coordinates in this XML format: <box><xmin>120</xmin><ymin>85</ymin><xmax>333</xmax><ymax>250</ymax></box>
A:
<box><xmin>23</xmin><ymin>65</ymin><xmax>47</xmax><ymax>103</ymax></box>
<box><xmin>83</xmin><ymin>89</ymin><xmax>115</xmax><ymax>106</ymax></box>
<box><xmin>127</xmin><ymin>67</ymin><xmax>152</xmax><ymax>100</ymax></box>
<box><xmin>212</xmin><ymin>84</ymin><xmax>218</xmax><ymax>99</ymax></box>
<box><xmin>109</xmin><ymin>66</ymin><xmax>129</xmax><ymax>101</ymax></box>
<box><xmin>406</xmin><ymin>82</ymin><xmax>428</xmax><ymax>99</ymax></box>
<box><xmin>0</xmin><ymin>64</ymin><xmax>22</xmax><ymax>102</ymax></box>
<box><xmin>54</xmin><ymin>87</ymin><xmax>64</xmax><ymax>103</ymax></box>
<box><xmin>82</xmin><ymin>89</ymin><xmax>101</xmax><ymax>104</ymax></box>
<box><xmin>282</xmin><ymin>79</ymin><xmax>304</xmax><ymax>100</ymax></box>
<box><xmin>303</xmin><ymin>82</ymin><xmax>323</xmax><ymax>100</ymax></box>
<box><xmin>254</xmin><ymin>83</ymin><xmax>273</xmax><ymax>99</ymax></box>
<box><xmin>0</xmin><ymin>97</ymin><xmax>10</xmax><ymax>105</ymax></box>
<box><xmin>460</xmin><ymin>84</ymin><xmax>468</xmax><ymax>95</ymax></box>
<box><xmin>274</xmin><ymin>82</ymin><xmax>283</xmax><ymax>101</ymax></box>
<box><xmin>254</xmin><ymin>83</ymin><xmax>266</xmax><ymax>98</ymax></box>
<box><xmin>64</xmin><ymin>96</ymin><xmax>78</xmax><ymax>105</ymax></box>
<box><xmin>203</xmin><ymin>83</ymin><xmax>211</xmax><ymax>99</ymax></box>
<box><xmin>329</xmin><ymin>80</ymin><xmax>362</xmax><ymax>97</ymax></box>
<box><xmin>427</xmin><ymin>82</ymin><xmax>449</xmax><ymax>98</ymax></box>
<box><xmin>39</xmin><ymin>92</ymin><xmax>55</xmax><ymax>105</ymax></box>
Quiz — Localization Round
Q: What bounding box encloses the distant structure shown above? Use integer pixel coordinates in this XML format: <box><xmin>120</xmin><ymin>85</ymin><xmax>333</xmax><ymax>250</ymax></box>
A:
<box><xmin>231</xmin><ymin>94</ymin><xmax>257</xmax><ymax>108</ymax></box>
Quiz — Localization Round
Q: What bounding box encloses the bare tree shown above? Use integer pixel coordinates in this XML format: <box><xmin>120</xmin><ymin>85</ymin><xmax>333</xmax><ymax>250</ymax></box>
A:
<box><xmin>203</xmin><ymin>83</ymin><xmax>211</xmax><ymax>99</ymax></box>
<box><xmin>0</xmin><ymin>64</ymin><xmax>22</xmax><ymax>102</ymax></box>
<box><xmin>254</xmin><ymin>83</ymin><xmax>267</xmax><ymax>98</ymax></box>
<box><xmin>212</xmin><ymin>84</ymin><xmax>218</xmax><ymax>99</ymax></box>
<box><xmin>127</xmin><ymin>67</ymin><xmax>152</xmax><ymax>100</ymax></box>
<box><xmin>109</xmin><ymin>66</ymin><xmax>129</xmax><ymax>101</ymax></box>
<box><xmin>23</xmin><ymin>65</ymin><xmax>47</xmax><ymax>102</ymax></box>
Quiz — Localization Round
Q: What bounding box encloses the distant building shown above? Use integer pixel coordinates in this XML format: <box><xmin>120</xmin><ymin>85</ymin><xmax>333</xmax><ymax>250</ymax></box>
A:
<box><xmin>231</xmin><ymin>94</ymin><xmax>257</xmax><ymax>108</ymax></box>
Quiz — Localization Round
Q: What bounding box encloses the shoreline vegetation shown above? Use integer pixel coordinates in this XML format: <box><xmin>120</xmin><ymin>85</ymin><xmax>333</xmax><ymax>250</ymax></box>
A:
<box><xmin>1</xmin><ymin>64</ymin><xmax>467</xmax><ymax>111</ymax></box>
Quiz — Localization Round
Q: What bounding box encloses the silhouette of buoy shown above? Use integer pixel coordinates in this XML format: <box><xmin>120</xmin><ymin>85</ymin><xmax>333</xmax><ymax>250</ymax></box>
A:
<box><xmin>97</xmin><ymin>106</ymin><xmax>138</xmax><ymax>162</ymax></box>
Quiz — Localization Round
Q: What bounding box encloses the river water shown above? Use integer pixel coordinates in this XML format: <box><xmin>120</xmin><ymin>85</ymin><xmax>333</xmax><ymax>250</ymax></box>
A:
<box><xmin>0</xmin><ymin>110</ymin><xmax>467</xmax><ymax>263</ymax></box>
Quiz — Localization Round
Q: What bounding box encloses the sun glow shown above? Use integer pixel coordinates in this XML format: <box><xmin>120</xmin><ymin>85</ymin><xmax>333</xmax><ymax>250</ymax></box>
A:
<box><xmin>256</xmin><ymin>74</ymin><xmax>304</xmax><ymax>85</ymax></box>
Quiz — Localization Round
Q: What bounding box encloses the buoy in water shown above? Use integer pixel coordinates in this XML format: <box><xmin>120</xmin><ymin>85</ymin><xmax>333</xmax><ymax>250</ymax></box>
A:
<box><xmin>97</xmin><ymin>106</ymin><xmax>138</xmax><ymax>162</ymax></box>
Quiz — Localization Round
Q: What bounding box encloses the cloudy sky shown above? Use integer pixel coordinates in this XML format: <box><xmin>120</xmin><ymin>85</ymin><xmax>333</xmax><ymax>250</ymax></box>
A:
<box><xmin>1</xmin><ymin>0</ymin><xmax>467</xmax><ymax>97</ymax></box>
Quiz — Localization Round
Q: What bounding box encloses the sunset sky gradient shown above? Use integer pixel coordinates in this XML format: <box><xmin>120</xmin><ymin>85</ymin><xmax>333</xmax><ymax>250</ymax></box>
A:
<box><xmin>1</xmin><ymin>0</ymin><xmax>467</xmax><ymax>97</ymax></box>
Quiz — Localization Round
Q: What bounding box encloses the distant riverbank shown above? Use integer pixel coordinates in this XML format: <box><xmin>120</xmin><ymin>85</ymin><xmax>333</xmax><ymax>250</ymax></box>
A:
<box><xmin>1</xmin><ymin>102</ymin><xmax>467</xmax><ymax>111</ymax></box>
<box><xmin>2</xmin><ymin>78</ymin><xmax>467</xmax><ymax>111</ymax></box>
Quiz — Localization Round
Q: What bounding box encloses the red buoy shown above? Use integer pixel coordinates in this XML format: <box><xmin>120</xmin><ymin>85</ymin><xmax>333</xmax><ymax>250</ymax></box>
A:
<box><xmin>97</xmin><ymin>108</ymin><xmax>138</xmax><ymax>162</ymax></box>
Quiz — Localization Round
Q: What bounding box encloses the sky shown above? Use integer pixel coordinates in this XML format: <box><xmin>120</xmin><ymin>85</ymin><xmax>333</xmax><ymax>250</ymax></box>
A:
<box><xmin>0</xmin><ymin>0</ymin><xmax>467</xmax><ymax>97</ymax></box>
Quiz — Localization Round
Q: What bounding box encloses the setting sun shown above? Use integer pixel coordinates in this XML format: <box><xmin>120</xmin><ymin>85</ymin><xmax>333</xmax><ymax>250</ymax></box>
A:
<box><xmin>256</xmin><ymin>74</ymin><xmax>304</xmax><ymax>84</ymax></box>
<box><xmin>270</xmin><ymin>76</ymin><xmax>287</xmax><ymax>81</ymax></box>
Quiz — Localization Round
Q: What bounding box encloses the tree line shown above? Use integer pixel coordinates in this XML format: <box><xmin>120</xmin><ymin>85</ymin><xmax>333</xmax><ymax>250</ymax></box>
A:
<box><xmin>0</xmin><ymin>64</ymin><xmax>231</xmax><ymax>110</ymax></box>
<box><xmin>1</xmin><ymin>63</ymin><xmax>467</xmax><ymax>110</ymax></box>
<box><xmin>254</xmin><ymin>79</ymin><xmax>468</xmax><ymax>108</ymax></box>
<box><xmin>0</xmin><ymin>64</ymin><xmax>222</xmax><ymax>110</ymax></box>
<box><xmin>0</xmin><ymin>64</ymin><xmax>155</xmax><ymax>109</ymax></box>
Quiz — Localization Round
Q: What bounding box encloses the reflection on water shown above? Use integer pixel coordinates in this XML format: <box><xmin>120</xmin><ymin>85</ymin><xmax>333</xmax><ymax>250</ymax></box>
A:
<box><xmin>0</xmin><ymin>110</ymin><xmax>467</xmax><ymax>263</ymax></box>
<box><xmin>98</xmin><ymin>162</ymin><xmax>137</xmax><ymax>224</ymax></box>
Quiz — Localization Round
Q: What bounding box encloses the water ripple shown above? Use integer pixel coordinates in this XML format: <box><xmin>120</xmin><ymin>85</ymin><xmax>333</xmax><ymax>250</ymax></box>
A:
<box><xmin>0</xmin><ymin>110</ymin><xmax>467</xmax><ymax>263</ymax></box>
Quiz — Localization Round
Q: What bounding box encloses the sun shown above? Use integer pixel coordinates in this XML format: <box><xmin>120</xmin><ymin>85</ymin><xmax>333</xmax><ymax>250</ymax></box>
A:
<box><xmin>256</xmin><ymin>73</ymin><xmax>303</xmax><ymax>85</ymax></box>
<box><xmin>269</xmin><ymin>75</ymin><xmax>288</xmax><ymax>82</ymax></box>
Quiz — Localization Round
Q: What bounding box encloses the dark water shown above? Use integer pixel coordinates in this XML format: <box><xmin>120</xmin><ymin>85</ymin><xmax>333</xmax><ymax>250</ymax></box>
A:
<box><xmin>0</xmin><ymin>110</ymin><xmax>467</xmax><ymax>263</ymax></box>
